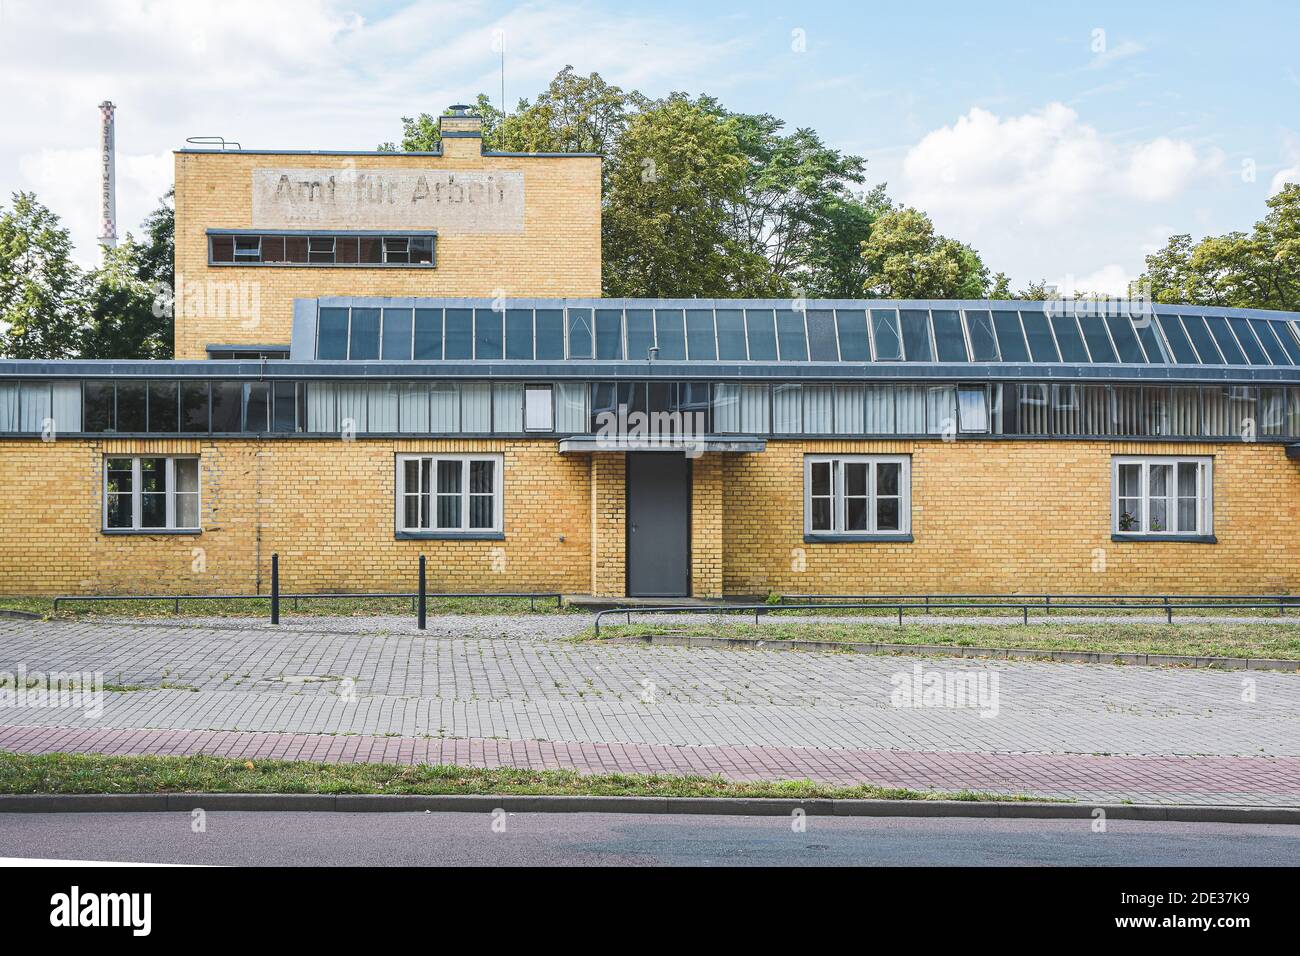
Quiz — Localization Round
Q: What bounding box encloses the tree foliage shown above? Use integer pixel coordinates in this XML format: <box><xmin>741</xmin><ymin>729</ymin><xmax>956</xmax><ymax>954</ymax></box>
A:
<box><xmin>1138</xmin><ymin>184</ymin><xmax>1300</xmax><ymax>311</ymax></box>
<box><xmin>859</xmin><ymin>206</ymin><xmax>990</xmax><ymax>298</ymax></box>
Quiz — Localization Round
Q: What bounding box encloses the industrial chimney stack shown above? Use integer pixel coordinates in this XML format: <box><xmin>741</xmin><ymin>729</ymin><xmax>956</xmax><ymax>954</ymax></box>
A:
<box><xmin>98</xmin><ymin>100</ymin><xmax>117</xmax><ymax>251</ymax></box>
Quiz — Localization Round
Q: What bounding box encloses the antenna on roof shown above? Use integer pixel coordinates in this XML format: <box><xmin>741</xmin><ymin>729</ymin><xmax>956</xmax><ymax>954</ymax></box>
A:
<box><xmin>185</xmin><ymin>136</ymin><xmax>242</xmax><ymax>150</ymax></box>
<box><xmin>492</xmin><ymin>27</ymin><xmax>506</xmax><ymax>117</ymax></box>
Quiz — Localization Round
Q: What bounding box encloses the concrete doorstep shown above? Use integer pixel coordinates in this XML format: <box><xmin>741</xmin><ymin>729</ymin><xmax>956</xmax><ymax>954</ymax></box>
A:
<box><xmin>0</xmin><ymin>793</ymin><xmax>1298</xmax><ymax>825</ymax></box>
<box><xmin>603</xmin><ymin>633</ymin><xmax>1300</xmax><ymax>672</ymax></box>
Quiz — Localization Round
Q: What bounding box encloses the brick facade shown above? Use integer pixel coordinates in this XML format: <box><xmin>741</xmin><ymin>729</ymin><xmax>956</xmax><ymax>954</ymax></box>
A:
<box><xmin>173</xmin><ymin>135</ymin><xmax>601</xmax><ymax>359</ymax></box>
<box><xmin>2</xmin><ymin>438</ymin><xmax>1294</xmax><ymax>598</ymax></box>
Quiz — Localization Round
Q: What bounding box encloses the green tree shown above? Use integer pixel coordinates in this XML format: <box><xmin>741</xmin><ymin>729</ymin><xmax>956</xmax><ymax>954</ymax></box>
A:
<box><xmin>81</xmin><ymin>191</ymin><xmax>175</xmax><ymax>359</ymax></box>
<box><xmin>859</xmin><ymin>206</ymin><xmax>990</xmax><ymax>298</ymax></box>
<box><xmin>0</xmin><ymin>192</ymin><xmax>87</xmax><ymax>358</ymax></box>
<box><xmin>1138</xmin><ymin>184</ymin><xmax>1300</xmax><ymax>310</ymax></box>
<box><xmin>602</xmin><ymin>95</ymin><xmax>767</xmax><ymax>297</ymax></box>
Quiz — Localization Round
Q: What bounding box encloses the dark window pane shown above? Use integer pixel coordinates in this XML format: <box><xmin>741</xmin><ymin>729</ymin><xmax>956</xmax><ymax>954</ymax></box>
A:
<box><xmin>846</xmin><ymin>498</ymin><xmax>868</xmax><ymax>531</ymax></box>
<box><xmin>804</xmin><ymin>310</ymin><xmax>837</xmax><ymax>362</ymax></box>
<box><xmin>242</xmin><ymin>382</ymin><xmax>269</xmax><ymax>432</ymax></box>
<box><xmin>1049</xmin><ymin>314</ymin><xmax>1089</xmax><ymax>363</ymax></box>
<box><xmin>147</xmin><ymin>381</ymin><xmax>179</xmax><ymax>433</ymax></box>
<box><xmin>1182</xmin><ymin>315</ymin><xmax>1224</xmax><ymax>364</ymax></box>
<box><xmin>877</xmin><ymin>462</ymin><xmax>900</xmax><ymax>496</ymax></box>
<box><xmin>106</xmin><ymin>494</ymin><xmax>132</xmax><ymax>529</ymax></box>
<box><xmin>505</xmin><ymin>309</ymin><xmax>533</xmax><ymax>360</ymax></box>
<box><xmin>1227</xmin><ymin>317</ymin><xmax>1267</xmax><ymax>365</ymax></box>
<box><xmin>595</xmin><ymin>309</ymin><xmax>623</xmax><ymax>359</ymax></box>
<box><xmin>283</xmin><ymin>236</ymin><xmax>308</xmax><ymax>263</ymax></box>
<box><xmin>844</xmin><ymin>462</ymin><xmax>867</xmax><ymax>497</ymax></box>
<box><xmin>210</xmin><ymin>382</ymin><xmax>243</xmax><ymax>432</ymax></box>
<box><xmin>381</xmin><ymin>308</ymin><xmax>413</xmax><ymax>360</ymax></box>
<box><xmin>1205</xmin><ymin>316</ymin><xmax>1247</xmax><ymax>365</ymax></box>
<box><xmin>715</xmin><ymin>309</ymin><xmax>747</xmax><ymax>360</ymax></box>
<box><xmin>811</xmin><ymin>498</ymin><xmax>831</xmax><ymax>531</ymax></box>
<box><xmin>116</xmin><ymin>382</ymin><xmax>146</xmax><ymax>431</ymax></box>
<box><xmin>444</xmin><ymin>308</ymin><xmax>473</xmax><ymax>360</ymax></box>
<box><xmin>899</xmin><ymin>310</ymin><xmax>933</xmax><ymax>362</ymax></box>
<box><xmin>209</xmin><ymin>236</ymin><xmax>234</xmax><ymax>263</ymax></box>
<box><xmin>932</xmin><ymin>309</ymin><xmax>969</xmax><ymax>362</ymax></box>
<box><xmin>1021</xmin><ymin>310</ymin><xmax>1060</xmax><ymax>362</ymax></box>
<box><xmin>876</xmin><ymin>497</ymin><xmax>900</xmax><ymax>532</ymax></box>
<box><xmin>358</xmin><ymin>236</ymin><xmax>382</xmax><ymax>263</ymax></box>
<box><xmin>834</xmin><ymin>310</ymin><xmax>869</xmax><ymax>361</ymax></box>
<box><xmin>272</xmin><ymin>382</ymin><xmax>298</xmax><ymax>432</ymax></box>
<box><xmin>1269</xmin><ymin>321</ymin><xmax>1300</xmax><ymax>364</ymax></box>
<box><xmin>474</xmin><ymin>308</ymin><xmax>503</xmax><ymax>359</ymax></box>
<box><xmin>1134</xmin><ymin>318</ymin><xmax>1167</xmax><ymax>363</ymax></box>
<box><xmin>413</xmin><ymin>309</ymin><xmax>443</xmax><ymax>360</ymax></box>
<box><xmin>139</xmin><ymin>457</ymin><xmax>165</xmax><ymax>494</ymax></box>
<box><xmin>654</xmin><ymin>310</ymin><xmax>686</xmax><ymax>360</ymax></box>
<box><xmin>625</xmin><ymin>309</ymin><xmax>654</xmax><ymax>360</ymax></box>
<box><xmin>1078</xmin><ymin>315</ymin><xmax>1118</xmax><ymax>363</ymax></box>
<box><xmin>309</xmin><ymin>236</ymin><xmax>335</xmax><ymax>262</ymax></box>
<box><xmin>647</xmin><ymin>382</ymin><xmax>673</xmax><ymax>417</ymax></box>
<box><xmin>745</xmin><ymin>309</ymin><xmax>777</xmax><ymax>361</ymax></box>
<box><xmin>410</xmin><ymin>237</ymin><xmax>434</xmax><ymax>264</ymax></box>
<box><xmin>384</xmin><ymin>237</ymin><xmax>409</xmax><ymax>264</ymax></box>
<box><xmin>335</xmin><ymin>236</ymin><xmax>359</xmax><ymax>264</ymax></box>
<box><xmin>964</xmin><ymin>310</ymin><xmax>999</xmax><ymax>362</ymax></box>
<box><xmin>775</xmin><ymin>310</ymin><xmax>809</xmax><ymax>361</ymax></box>
<box><xmin>317</xmin><ymin>307</ymin><xmax>349</xmax><ymax>360</ymax></box>
<box><xmin>1106</xmin><ymin>315</ymin><xmax>1147</xmax><ymax>363</ymax></box>
<box><xmin>261</xmin><ymin>236</ymin><xmax>285</xmax><ymax>263</ymax></box>
<box><xmin>566</xmin><ymin>308</ymin><xmax>593</xmax><ymax>359</ymax></box>
<box><xmin>870</xmin><ymin>310</ymin><xmax>903</xmax><ymax>360</ymax></box>
<box><xmin>349</xmin><ymin>308</ymin><xmax>380</xmax><ymax>360</ymax></box>
<box><xmin>469</xmin><ymin>459</ymin><xmax>494</xmax><ymax>494</ymax></box>
<box><xmin>83</xmin><ymin>382</ymin><xmax>115</xmax><ymax>432</ymax></box>
<box><xmin>535</xmin><ymin>309</ymin><xmax>564</xmax><ymax>360</ymax></box>
<box><xmin>181</xmin><ymin>382</ymin><xmax>210</xmax><ymax>432</ymax></box>
<box><xmin>686</xmin><ymin>310</ymin><xmax>716</xmax><ymax>360</ymax></box>
<box><xmin>1251</xmin><ymin>320</ymin><xmax>1290</xmax><ymax>365</ymax></box>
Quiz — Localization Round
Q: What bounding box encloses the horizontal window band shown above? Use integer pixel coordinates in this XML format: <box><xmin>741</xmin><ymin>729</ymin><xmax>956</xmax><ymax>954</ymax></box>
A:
<box><xmin>207</xmin><ymin>262</ymin><xmax>435</xmax><ymax>269</ymax></box>
<box><xmin>395</xmin><ymin>531</ymin><xmax>505</xmax><ymax>541</ymax></box>
<box><xmin>100</xmin><ymin>529</ymin><xmax>202</xmax><ymax>536</ymax></box>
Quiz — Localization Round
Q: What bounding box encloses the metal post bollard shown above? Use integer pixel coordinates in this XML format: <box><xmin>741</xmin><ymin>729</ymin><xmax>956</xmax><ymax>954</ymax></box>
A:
<box><xmin>418</xmin><ymin>555</ymin><xmax>427</xmax><ymax>631</ymax></box>
<box><xmin>271</xmin><ymin>553</ymin><xmax>280</xmax><ymax>625</ymax></box>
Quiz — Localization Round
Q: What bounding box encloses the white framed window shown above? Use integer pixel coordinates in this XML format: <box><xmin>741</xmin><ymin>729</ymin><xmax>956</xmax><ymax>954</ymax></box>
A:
<box><xmin>957</xmin><ymin>386</ymin><xmax>989</xmax><ymax>433</ymax></box>
<box><xmin>103</xmin><ymin>456</ymin><xmax>200</xmax><ymax>531</ymax></box>
<box><xmin>396</xmin><ymin>454</ymin><xmax>503</xmax><ymax>534</ymax></box>
<box><xmin>1112</xmin><ymin>456</ymin><xmax>1212</xmax><ymax>536</ymax></box>
<box><xmin>524</xmin><ymin>385</ymin><xmax>553</xmax><ymax>432</ymax></box>
<box><xmin>804</xmin><ymin>455</ymin><xmax>911</xmax><ymax>536</ymax></box>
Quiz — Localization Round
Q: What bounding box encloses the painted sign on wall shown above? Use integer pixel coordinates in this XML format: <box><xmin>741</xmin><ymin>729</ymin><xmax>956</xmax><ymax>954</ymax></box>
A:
<box><xmin>251</xmin><ymin>168</ymin><xmax>525</xmax><ymax>234</ymax></box>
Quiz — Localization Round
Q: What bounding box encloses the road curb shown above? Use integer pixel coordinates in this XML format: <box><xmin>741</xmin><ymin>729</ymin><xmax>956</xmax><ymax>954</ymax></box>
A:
<box><xmin>601</xmin><ymin>633</ymin><xmax>1300</xmax><ymax>672</ymax></box>
<box><xmin>0</xmin><ymin>609</ymin><xmax>42</xmax><ymax>621</ymax></box>
<box><xmin>1</xmin><ymin>793</ymin><xmax>1297</xmax><ymax>824</ymax></box>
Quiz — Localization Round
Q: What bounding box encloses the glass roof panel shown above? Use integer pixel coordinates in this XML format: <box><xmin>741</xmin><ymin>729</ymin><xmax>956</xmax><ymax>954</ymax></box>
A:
<box><xmin>1205</xmin><ymin>316</ymin><xmax>1247</xmax><ymax>365</ymax></box>
<box><xmin>1049</xmin><ymin>314</ymin><xmax>1089</xmax><ymax>363</ymax></box>
<box><xmin>870</xmin><ymin>309</ymin><xmax>902</xmax><ymax>360</ymax></box>
<box><xmin>685</xmin><ymin>309</ymin><xmax>716</xmax><ymax>360</ymax></box>
<box><xmin>1155</xmin><ymin>313</ymin><xmax>1197</xmax><ymax>364</ymax></box>
<box><xmin>931</xmin><ymin>309</ymin><xmax>969</xmax><ymax>362</ymax></box>
<box><xmin>992</xmin><ymin>312</ymin><xmax>1029</xmax><ymax>362</ymax></box>
<box><xmin>775</xmin><ymin>309</ymin><xmax>809</xmax><ymax>361</ymax></box>
<box><xmin>963</xmin><ymin>310</ymin><xmax>999</xmax><ymax>361</ymax></box>
<box><xmin>1227</xmin><ymin>317</ymin><xmax>1268</xmax><ymax>365</ymax></box>
<box><xmin>745</xmin><ymin>309</ymin><xmax>778</xmax><ymax>361</ymax></box>
<box><xmin>806</xmin><ymin>310</ymin><xmax>839</xmax><ymax>361</ymax></box>
<box><xmin>1251</xmin><ymin>319</ymin><xmax>1290</xmax><ymax>366</ymax></box>
<box><xmin>899</xmin><ymin>310</ymin><xmax>933</xmax><ymax>362</ymax></box>
<box><xmin>834</xmin><ymin>310</ymin><xmax>870</xmax><ymax>361</ymax></box>
<box><xmin>1182</xmin><ymin>315</ymin><xmax>1224</xmax><ymax>364</ymax></box>
<box><xmin>1268</xmin><ymin>320</ymin><xmax>1300</xmax><ymax>364</ymax></box>
<box><xmin>1020</xmin><ymin>310</ymin><xmax>1061</xmax><ymax>362</ymax></box>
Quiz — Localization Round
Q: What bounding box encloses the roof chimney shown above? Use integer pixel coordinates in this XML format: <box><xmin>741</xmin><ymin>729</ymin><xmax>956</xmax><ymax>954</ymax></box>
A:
<box><xmin>439</xmin><ymin>104</ymin><xmax>483</xmax><ymax>139</ymax></box>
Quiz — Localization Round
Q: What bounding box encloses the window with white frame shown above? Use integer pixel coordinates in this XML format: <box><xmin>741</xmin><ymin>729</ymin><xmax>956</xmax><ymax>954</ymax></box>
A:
<box><xmin>804</xmin><ymin>455</ymin><xmax>911</xmax><ymax>536</ymax></box>
<box><xmin>396</xmin><ymin>454</ymin><xmax>503</xmax><ymax>534</ymax></box>
<box><xmin>524</xmin><ymin>385</ymin><xmax>553</xmax><ymax>432</ymax></box>
<box><xmin>1113</xmin><ymin>456</ymin><xmax>1212</xmax><ymax>536</ymax></box>
<box><xmin>103</xmin><ymin>456</ymin><xmax>200</xmax><ymax>531</ymax></box>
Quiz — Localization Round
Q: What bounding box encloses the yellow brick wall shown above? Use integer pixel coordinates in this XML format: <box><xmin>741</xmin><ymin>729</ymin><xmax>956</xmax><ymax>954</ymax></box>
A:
<box><xmin>589</xmin><ymin>454</ymin><xmax>626</xmax><ymax>597</ymax></box>
<box><xmin>721</xmin><ymin>440</ymin><xmax>1300</xmax><ymax>596</ymax></box>
<box><xmin>0</xmin><ymin>438</ymin><xmax>590</xmax><ymax>596</ymax></box>
<box><xmin>172</xmin><ymin>139</ymin><xmax>602</xmax><ymax>359</ymax></box>
<box><xmin>690</xmin><ymin>455</ymin><xmax>724</xmax><ymax>598</ymax></box>
<box><xmin>1</xmin><ymin>440</ymin><xmax>1295</xmax><ymax>598</ymax></box>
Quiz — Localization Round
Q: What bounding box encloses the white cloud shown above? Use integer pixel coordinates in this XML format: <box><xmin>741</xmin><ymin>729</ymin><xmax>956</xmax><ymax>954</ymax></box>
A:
<box><xmin>901</xmin><ymin>103</ymin><xmax>1218</xmax><ymax>228</ymax></box>
<box><xmin>1270</xmin><ymin>132</ymin><xmax>1300</xmax><ymax>195</ymax></box>
<box><xmin>1051</xmin><ymin>264</ymin><xmax>1135</xmax><ymax>297</ymax></box>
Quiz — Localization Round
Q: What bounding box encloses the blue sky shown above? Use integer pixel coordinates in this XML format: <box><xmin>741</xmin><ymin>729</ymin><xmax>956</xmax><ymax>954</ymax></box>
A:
<box><xmin>2</xmin><ymin>0</ymin><xmax>1297</xmax><ymax>289</ymax></box>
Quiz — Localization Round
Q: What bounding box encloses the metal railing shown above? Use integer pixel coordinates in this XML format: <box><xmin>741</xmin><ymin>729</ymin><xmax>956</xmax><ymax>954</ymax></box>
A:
<box><xmin>593</xmin><ymin>595</ymin><xmax>1300</xmax><ymax>636</ymax></box>
<box><xmin>52</xmin><ymin>554</ymin><xmax>564</xmax><ymax>628</ymax></box>
<box><xmin>779</xmin><ymin>592</ymin><xmax>1300</xmax><ymax>615</ymax></box>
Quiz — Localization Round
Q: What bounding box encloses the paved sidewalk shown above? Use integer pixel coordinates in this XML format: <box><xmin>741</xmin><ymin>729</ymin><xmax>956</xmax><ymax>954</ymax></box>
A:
<box><xmin>1</xmin><ymin>619</ymin><xmax>1298</xmax><ymax>806</ymax></box>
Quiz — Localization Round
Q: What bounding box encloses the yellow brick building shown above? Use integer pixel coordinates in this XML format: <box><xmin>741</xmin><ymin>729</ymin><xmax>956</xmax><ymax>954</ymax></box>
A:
<box><xmin>2</xmin><ymin>106</ymin><xmax>1299</xmax><ymax>600</ymax></box>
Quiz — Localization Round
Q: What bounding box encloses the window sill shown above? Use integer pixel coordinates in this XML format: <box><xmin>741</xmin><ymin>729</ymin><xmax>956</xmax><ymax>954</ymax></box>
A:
<box><xmin>101</xmin><ymin>529</ymin><xmax>202</xmax><ymax>536</ymax></box>
<box><xmin>1111</xmin><ymin>533</ymin><xmax>1217</xmax><ymax>544</ymax></box>
<box><xmin>804</xmin><ymin>533</ymin><xmax>913</xmax><ymax>544</ymax></box>
<box><xmin>395</xmin><ymin>531</ymin><xmax>504</xmax><ymax>541</ymax></box>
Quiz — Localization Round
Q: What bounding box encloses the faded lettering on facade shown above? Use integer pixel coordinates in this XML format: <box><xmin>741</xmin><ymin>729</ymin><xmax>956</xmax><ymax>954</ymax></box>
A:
<box><xmin>251</xmin><ymin>168</ymin><xmax>525</xmax><ymax>234</ymax></box>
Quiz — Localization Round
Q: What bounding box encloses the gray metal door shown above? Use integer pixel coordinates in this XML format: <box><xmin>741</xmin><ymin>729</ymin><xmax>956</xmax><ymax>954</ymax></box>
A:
<box><xmin>626</xmin><ymin>453</ymin><xmax>690</xmax><ymax>597</ymax></box>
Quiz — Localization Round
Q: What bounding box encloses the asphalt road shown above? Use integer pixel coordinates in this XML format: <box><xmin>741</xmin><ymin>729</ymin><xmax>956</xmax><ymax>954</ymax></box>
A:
<box><xmin>2</xmin><ymin>812</ymin><xmax>1298</xmax><ymax>866</ymax></box>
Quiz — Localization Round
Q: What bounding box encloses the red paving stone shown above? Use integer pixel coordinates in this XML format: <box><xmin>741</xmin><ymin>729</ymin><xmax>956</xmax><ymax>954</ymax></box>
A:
<box><xmin>2</xmin><ymin>723</ymin><xmax>1299</xmax><ymax>805</ymax></box>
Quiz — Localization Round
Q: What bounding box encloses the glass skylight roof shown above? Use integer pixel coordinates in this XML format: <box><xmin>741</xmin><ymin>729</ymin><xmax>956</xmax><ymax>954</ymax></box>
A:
<box><xmin>305</xmin><ymin>299</ymin><xmax>1300</xmax><ymax>368</ymax></box>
